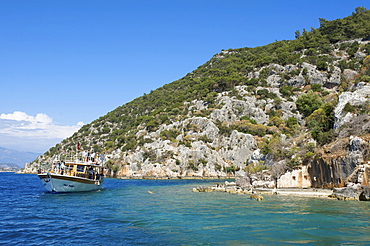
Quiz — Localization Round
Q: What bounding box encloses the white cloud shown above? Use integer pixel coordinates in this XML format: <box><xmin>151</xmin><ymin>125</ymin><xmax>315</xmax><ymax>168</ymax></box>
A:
<box><xmin>0</xmin><ymin>111</ymin><xmax>52</xmax><ymax>124</ymax></box>
<box><xmin>0</xmin><ymin>111</ymin><xmax>83</xmax><ymax>139</ymax></box>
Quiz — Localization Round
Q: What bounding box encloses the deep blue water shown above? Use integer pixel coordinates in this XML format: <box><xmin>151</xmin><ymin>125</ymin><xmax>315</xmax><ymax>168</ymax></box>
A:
<box><xmin>1</xmin><ymin>173</ymin><xmax>370</xmax><ymax>245</ymax></box>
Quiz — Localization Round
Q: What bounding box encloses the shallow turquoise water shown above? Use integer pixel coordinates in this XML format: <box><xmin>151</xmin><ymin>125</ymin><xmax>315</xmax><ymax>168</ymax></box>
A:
<box><xmin>0</xmin><ymin>172</ymin><xmax>369</xmax><ymax>245</ymax></box>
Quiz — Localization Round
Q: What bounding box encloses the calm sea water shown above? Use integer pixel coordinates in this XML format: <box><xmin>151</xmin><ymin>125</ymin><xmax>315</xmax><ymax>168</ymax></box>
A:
<box><xmin>1</xmin><ymin>172</ymin><xmax>369</xmax><ymax>245</ymax></box>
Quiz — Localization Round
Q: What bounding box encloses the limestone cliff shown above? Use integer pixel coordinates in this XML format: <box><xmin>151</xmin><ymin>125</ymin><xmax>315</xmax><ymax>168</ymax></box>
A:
<box><xmin>309</xmin><ymin>135</ymin><xmax>370</xmax><ymax>188</ymax></box>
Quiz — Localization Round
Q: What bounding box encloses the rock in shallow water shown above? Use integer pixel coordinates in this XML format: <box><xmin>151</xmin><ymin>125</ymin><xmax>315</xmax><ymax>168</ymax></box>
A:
<box><xmin>332</xmin><ymin>184</ymin><xmax>370</xmax><ymax>201</ymax></box>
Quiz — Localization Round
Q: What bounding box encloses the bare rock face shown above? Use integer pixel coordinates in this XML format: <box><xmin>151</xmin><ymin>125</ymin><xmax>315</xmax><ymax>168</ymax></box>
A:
<box><xmin>235</xmin><ymin>172</ymin><xmax>275</xmax><ymax>189</ymax></box>
<box><xmin>343</xmin><ymin>69</ymin><xmax>358</xmax><ymax>81</ymax></box>
<box><xmin>347</xmin><ymin>164</ymin><xmax>370</xmax><ymax>185</ymax></box>
<box><xmin>235</xmin><ymin>176</ymin><xmax>252</xmax><ymax>188</ymax></box>
<box><xmin>220</xmin><ymin>130</ymin><xmax>255</xmax><ymax>165</ymax></box>
<box><xmin>359</xmin><ymin>186</ymin><xmax>370</xmax><ymax>201</ymax></box>
<box><xmin>210</xmin><ymin>95</ymin><xmax>268</xmax><ymax>124</ymax></box>
<box><xmin>22</xmin><ymin>162</ymin><xmax>39</xmax><ymax>173</ymax></box>
<box><xmin>324</xmin><ymin>66</ymin><xmax>341</xmax><ymax>88</ymax></box>
<box><xmin>332</xmin><ymin>184</ymin><xmax>370</xmax><ymax>201</ymax></box>
<box><xmin>355</xmin><ymin>51</ymin><xmax>367</xmax><ymax>61</ymax></box>
<box><xmin>309</xmin><ymin>136</ymin><xmax>370</xmax><ymax>188</ymax></box>
<box><xmin>332</xmin><ymin>184</ymin><xmax>362</xmax><ymax>200</ymax></box>
<box><xmin>287</xmin><ymin>75</ymin><xmax>305</xmax><ymax>87</ymax></box>
<box><xmin>334</xmin><ymin>85</ymin><xmax>370</xmax><ymax>129</ymax></box>
<box><xmin>251</xmin><ymin>172</ymin><xmax>275</xmax><ymax>188</ymax></box>
<box><xmin>267</xmin><ymin>74</ymin><xmax>281</xmax><ymax>88</ymax></box>
<box><xmin>302</xmin><ymin>62</ymin><xmax>325</xmax><ymax>85</ymax></box>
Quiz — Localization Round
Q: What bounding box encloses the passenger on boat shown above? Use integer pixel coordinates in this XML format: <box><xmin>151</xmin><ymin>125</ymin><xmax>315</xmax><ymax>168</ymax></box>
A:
<box><xmin>88</xmin><ymin>167</ymin><xmax>94</xmax><ymax>179</ymax></box>
<box><xmin>99</xmin><ymin>153</ymin><xmax>105</xmax><ymax>165</ymax></box>
<box><xmin>60</xmin><ymin>162</ymin><xmax>66</xmax><ymax>175</ymax></box>
<box><xmin>82</xmin><ymin>150</ymin><xmax>88</xmax><ymax>161</ymax></box>
<box><xmin>91</xmin><ymin>152</ymin><xmax>96</xmax><ymax>162</ymax></box>
<box><xmin>54</xmin><ymin>162</ymin><xmax>60</xmax><ymax>173</ymax></box>
<box><xmin>96</xmin><ymin>172</ymin><xmax>104</xmax><ymax>180</ymax></box>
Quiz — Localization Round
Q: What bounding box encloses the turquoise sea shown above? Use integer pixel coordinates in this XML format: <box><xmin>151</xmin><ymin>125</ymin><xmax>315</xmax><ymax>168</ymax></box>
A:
<box><xmin>1</xmin><ymin>172</ymin><xmax>370</xmax><ymax>245</ymax></box>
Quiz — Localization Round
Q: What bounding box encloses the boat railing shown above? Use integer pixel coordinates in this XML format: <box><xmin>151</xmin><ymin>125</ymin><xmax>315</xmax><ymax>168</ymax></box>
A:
<box><xmin>49</xmin><ymin>153</ymin><xmax>105</xmax><ymax>180</ymax></box>
<box><xmin>51</xmin><ymin>164</ymin><xmax>104</xmax><ymax>181</ymax></box>
<box><xmin>62</xmin><ymin>153</ymin><xmax>105</xmax><ymax>166</ymax></box>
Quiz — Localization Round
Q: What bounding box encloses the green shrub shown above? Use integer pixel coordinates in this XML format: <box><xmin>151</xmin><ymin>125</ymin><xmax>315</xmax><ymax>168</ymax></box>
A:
<box><xmin>343</xmin><ymin>102</ymin><xmax>370</xmax><ymax>115</ymax></box>
<box><xmin>312</xmin><ymin>129</ymin><xmax>337</xmax><ymax>145</ymax></box>
<box><xmin>287</xmin><ymin>157</ymin><xmax>300</xmax><ymax>168</ymax></box>
<box><xmin>188</xmin><ymin>160</ymin><xmax>198</xmax><ymax>171</ymax></box>
<box><xmin>359</xmin><ymin>75</ymin><xmax>370</xmax><ymax>82</ymax></box>
<box><xmin>244</xmin><ymin>162</ymin><xmax>267</xmax><ymax>174</ymax></box>
<box><xmin>296</xmin><ymin>91</ymin><xmax>323</xmax><ymax>117</ymax></box>
<box><xmin>280</xmin><ymin>85</ymin><xmax>293</xmax><ymax>98</ymax></box>
<box><xmin>160</xmin><ymin>129</ymin><xmax>181</xmax><ymax>141</ymax></box>
<box><xmin>286</xmin><ymin>117</ymin><xmax>299</xmax><ymax>128</ymax></box>
<box><xmin>214</xmin><ymin>163</ymin><xmax>222</xmax><ymax>171</ymax></box>
<box><xmin>304</xmin><ymin>152</ymin><xmax>315</xmax><ymax>160</ymax></box>
<box><xmin>343</xmin><ymin>102</ymin><xmax>355</xmax><ymax>113</ymax></box>
<box><xmin>317</xmin><ymin>61</ymin><xmax>328</xmax><ymax>71</ymax></box>
<box><xmin>240</xmin><ymin>116</ymin><xmax>257</xmax><ymax>124</ymax></box>
<box><xmin>256</xmin><ymin>89</ymin><xmax>278</xmax><ymax>99</ymax></box>
<box><xmin>105</xmin><ymin>141</ymin><xmax>114</xmax><ymax>149</ymax></box>
<box><xmin>142</xmin><ymin>150</ymin><xmax>156</xmax><ymax>161</ymax></box>
<box><xmin>225</xmin><ymin>165</ymin><xmax>240</xmax><ymax>174</ymax></box>
<box><xmin>122</xmin><ymin>140</ymin><xmax>137</xmax><ymax>151</ymax></box>
<box><xmin>217</xmin><ymin>122</ymin><xmax>232</xmax><ymax>136</ymax></box>
<box><xmin>311</xmin><ymin>84</ymin><xmax>323</xmax><ymax>92</ymax></box>
<box><xmin>233</xmin><ymin>122</ymin><xmax>273</xmax><ymax>137</ymax></box>
<box><xmin>269</xmin><ymin>116</ymin><xmax>285</xmax><ymax>126</ymax></box>
<box><xmin>198</xmin><ymin>135</ymin><xmax>213</xmax><ymax>143</ymax></box>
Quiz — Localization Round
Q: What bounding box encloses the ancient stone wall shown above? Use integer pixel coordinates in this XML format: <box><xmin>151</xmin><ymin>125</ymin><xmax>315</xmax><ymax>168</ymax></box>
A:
<box><xmin>277</xmin><ymin>166</ymin><xmax>311</xmax><ymax>188</ymax></box>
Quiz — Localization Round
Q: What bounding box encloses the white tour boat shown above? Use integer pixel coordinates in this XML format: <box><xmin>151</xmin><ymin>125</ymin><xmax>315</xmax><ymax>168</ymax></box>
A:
<box><xmin>38</xmin><ymin>156</ymin><xmax>104</xmax><ymax>193</ymax></box>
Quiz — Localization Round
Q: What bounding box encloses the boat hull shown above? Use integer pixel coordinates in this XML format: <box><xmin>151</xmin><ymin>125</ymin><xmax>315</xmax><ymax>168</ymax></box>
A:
<box><xmin>38</xmin><ymin>173</ymin><xmax>103</xmax><ymax>193</ymax></box>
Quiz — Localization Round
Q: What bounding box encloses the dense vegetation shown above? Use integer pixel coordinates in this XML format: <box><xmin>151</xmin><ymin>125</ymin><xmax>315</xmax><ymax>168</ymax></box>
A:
<box><xmin>43</xmin><ymin>8</ymin><xmax>370</xmax><ymax>170</ymax></box>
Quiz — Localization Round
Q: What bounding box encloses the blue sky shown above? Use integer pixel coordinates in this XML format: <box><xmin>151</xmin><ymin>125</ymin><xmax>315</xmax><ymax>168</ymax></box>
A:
<box><xmin>0</xmin><ymin>0</ymin><xmax>369</xmax><ymax>153</ymax></box>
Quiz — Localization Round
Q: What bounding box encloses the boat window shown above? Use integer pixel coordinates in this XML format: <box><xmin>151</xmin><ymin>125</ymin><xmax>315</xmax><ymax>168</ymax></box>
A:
<box><xmin>76</xmin><ymin>165</ymin><xmax>85</xmax><ymax>173</ymax></box>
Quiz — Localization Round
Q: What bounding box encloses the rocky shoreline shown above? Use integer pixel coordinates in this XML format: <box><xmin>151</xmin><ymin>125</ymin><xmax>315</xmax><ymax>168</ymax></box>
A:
<box><xmin>193</xmin><ymin>181</ymin><xmax>370</xmax><ymax>201</ymax></box>
<box><xmin>193</xmin><ymin>181</ymin><xmax>333</xmax><ymax>199</ymax></box>
<box><xmin>115</xmin><ymin>175</ymin><xmax>233</xmax><ymax>180</ymax></box>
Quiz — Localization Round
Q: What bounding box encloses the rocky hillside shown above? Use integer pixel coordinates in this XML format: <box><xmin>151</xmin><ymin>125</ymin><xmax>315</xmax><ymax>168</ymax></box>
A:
<box><xmin>27</xmin><ymin>8</ymin><xmax>370</xmax><ymax>189</ymax></box>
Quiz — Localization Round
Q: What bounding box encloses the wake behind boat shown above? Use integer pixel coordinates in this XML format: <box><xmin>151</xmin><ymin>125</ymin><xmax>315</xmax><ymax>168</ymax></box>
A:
<box><xmin>38</xmin><ymin>155</ymin><xmax>104</xmax><ymax>193</ymax></box>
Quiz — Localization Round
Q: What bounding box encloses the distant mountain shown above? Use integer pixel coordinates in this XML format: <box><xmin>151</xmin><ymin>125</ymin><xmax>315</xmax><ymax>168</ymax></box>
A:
<box><xmin>0</xmin><ymin>147</ymin><xmax>40</xmax><ymax>168</ymax></box>
<box><xmin>0</xmin><ymin>163</ymin><xmax>21</xmax><ymax>172</ymax></box>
